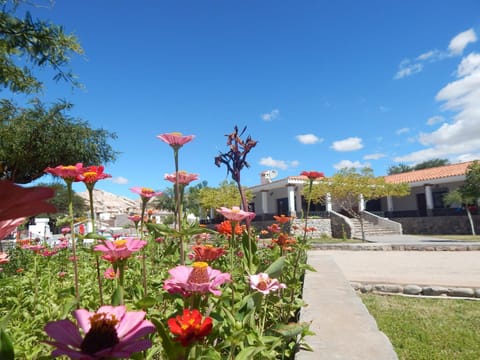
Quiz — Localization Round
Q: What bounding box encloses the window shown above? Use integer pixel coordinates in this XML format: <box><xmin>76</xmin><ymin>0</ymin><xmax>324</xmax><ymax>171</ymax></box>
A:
<box><xmin>433</xmin><ymin>191</ymin><xmax>447</xmax><ymax>208</ymax></box>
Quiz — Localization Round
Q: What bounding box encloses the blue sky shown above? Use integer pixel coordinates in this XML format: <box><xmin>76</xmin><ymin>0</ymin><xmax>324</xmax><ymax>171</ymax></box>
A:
<box><xmin>10</xmin><ymin>1</ymin><xmax>480</xmax><ymax>199</ymax></box>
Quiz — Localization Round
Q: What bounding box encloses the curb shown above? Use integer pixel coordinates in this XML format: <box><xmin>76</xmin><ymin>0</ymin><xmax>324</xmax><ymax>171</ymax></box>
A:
<box><xmin>351</xmin><ymin>281</ymin><xmax>480</xmax><ymax>299</ymax></box>
<box><xmin>312</xmin><ymin>243</ymin><xmax>480</xmax><ymax>251</ymax></box>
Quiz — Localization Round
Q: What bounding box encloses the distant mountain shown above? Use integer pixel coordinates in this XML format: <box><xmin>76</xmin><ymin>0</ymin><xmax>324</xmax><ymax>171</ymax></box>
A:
<box><xmin>77</xmin><ymin>189</ymin><xmax>140</xmax><ymax>214</ymax></box>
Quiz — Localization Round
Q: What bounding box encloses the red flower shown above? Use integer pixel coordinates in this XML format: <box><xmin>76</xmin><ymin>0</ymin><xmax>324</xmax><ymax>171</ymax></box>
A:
<box><xmin>0</xmin><ymin>180</ymin><xmax>56</xmax><ymax>222</ymax></box>
<box><xmin>78</xmin><ymin>165</ymin><xmax>112</xmax><ymax>185</ymax></box>
<box><xmin>167</xmin><ymin>309</ymin><xmax>212</xmax><ymax>347</ymax></box>
<box><xmin>216</xmin><ymin>220</ymin><xmax>242</xmax><ymax>236</ymax></box>
<box><xmin>300</xmin><ymin>171</ymin><xmax>325</xmax><ymax>180</ymax></box>
<box><xmin>191</xmin><ymin>245</ymin><xmax>226</xmax><ymax>262</ymax></box>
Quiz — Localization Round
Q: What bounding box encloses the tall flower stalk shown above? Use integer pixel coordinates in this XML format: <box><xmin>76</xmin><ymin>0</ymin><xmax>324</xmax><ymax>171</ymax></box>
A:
<box><xmin>165</xmin><ymin>171</ymin><xmax>199</xmax><ymax>264</ymax></box>
<box><xmin>157</xmin><ymin>132</ymin><xmax>195</xmax><ymax>265</ymax></box>
<box><xmin>45</xmin><ymin>163</ymin><xmax>84</xmax><ymax>306</ymax></box>
<box><xmin>299</xmin><ymin>171</ymin><xmax>325</xmax><ymax>244</ymax></box>
<box><xmin>78</xmin><ymin>165</ymin><xmax>111</xmax><ymax>305</ymax></box>
<box><xmin>130</xmin><ymin>186</ymin><xmax>162</xmax><ymax>296</ymax></box>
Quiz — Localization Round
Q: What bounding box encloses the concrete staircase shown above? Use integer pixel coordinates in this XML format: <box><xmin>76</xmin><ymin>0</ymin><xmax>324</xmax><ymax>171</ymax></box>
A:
<box><xmin>350</xmin><ymin>217</ymin><xmax>400</xmax><ymax>239</ymax></box>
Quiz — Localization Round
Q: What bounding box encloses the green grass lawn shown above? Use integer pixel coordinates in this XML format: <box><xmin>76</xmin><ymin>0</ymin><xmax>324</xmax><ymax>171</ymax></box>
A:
<box><xmin>429</xmin><ymin>235</ymin><xmax>480</xmax><ymax>241</ymax></box>
<box><xmin>361</xmin><ymin>293</ymin><xmax>480</xmax><ymax>360</ymax></box>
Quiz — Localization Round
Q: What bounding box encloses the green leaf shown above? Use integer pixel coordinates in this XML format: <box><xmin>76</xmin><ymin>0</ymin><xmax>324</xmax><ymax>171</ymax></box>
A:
<box><xmin>135</xmin><ymin>296</ymin><xmax>157</xmax><ymax>309</ymax></box>
<box><xmin>271</xmin><ymin>322</ymin><xmax>310</xmax><ymax>338</ymax></box>
<box><xmin>235</xmin><ymin>345</ymin><xmax>266</xmax><ymax>360</ymax></box>
<box><xmin>111</xmin><ymin>286</ymin><xmax>123</xmax><ymax>306</ymax></box>
<box><xmin>264</xmin><ymin>256</ymin><xmax>285</xmax><ymax>278</ymax></box>
<box><xmin>0</xmin><ymin>328</ymin><xmax>14</xmax><ymax>360</ymax></box>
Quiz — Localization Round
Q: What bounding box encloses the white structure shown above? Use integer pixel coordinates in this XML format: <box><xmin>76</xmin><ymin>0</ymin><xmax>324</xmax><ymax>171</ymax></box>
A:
<box><xmin>28</xmin><ymin>218</ymin><xmax>51</xmax><ymax>239</ymax></box>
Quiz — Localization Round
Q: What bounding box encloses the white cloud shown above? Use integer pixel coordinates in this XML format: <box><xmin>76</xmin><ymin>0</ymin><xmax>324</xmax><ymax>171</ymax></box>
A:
<box><xmin>416</xmin><ymin>50</ymin><xmax>435</xmax><ymax>61</ymax></box>
<box><xmin>363</xmin><ymin>153</ymin><xmax>386</xmax><ymax>160</ymax></box>
<box><xmin>426</xmin><ymin>115</ymin><xmax>444</xmax><ymax>126</ymax></box>
<box><xmin>378</xmin><ymin>105</ymin><xmax>390</xmax><ymax>112</ymax></box>
<box><xmin>111</xmin><ymin>176</ymin><xmax>128</xmax><ymax>184</ymax></box>
<box><xmin>261</xmin><ymin>109</ymin><xmax>279</xmax><ymax>121</ymax></box>
<box><xmin>448</xmin><ymin>28</ymin><xmax>477</xmax><ymax>55</ymax></box>
<box><xmin>259</xmin><ymin>157</ymin><xmax>298</xmax><ymax>170</ymax></box>
<box><xmin>331</xmin><ymin>137</ymin><xmax>363</xmax><ymax>152</ymax></box>
<box><xmin>394</xmin><ymin>62</ymin><xmax>423</xmax><ymax>79</ymax></box>
<box><xmin>457</xmin><ymin>52</ymin><xmax>480</xmax><ymax>77</ymax></box>
<box><xmin>396</xmin><ymin>127</ymin><xmax>409</xmax><ymax>135</ymax></box>
<box><xmin>333</xmin><ymin>160</ymin><xmax>369</xmax><ymax>170</ymax></box>
<box><xmin>296</xmin><ymin>134</ymin><xmax>322</xmax><ymax>144</ymax></box>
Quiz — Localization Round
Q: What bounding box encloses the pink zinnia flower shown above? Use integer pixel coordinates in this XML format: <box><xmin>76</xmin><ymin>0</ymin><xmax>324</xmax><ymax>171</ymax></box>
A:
<box><xmin>44</xmin><ymin>305</ymin><xmax>155</xmax><ymax>359</ymax></box>
<box><xmin>0</xmin><ymin>217</ymin><xmax>25</xmax><ymax>240</ymax></box>
<box><xmin>164</xmin><ymin>171</ymin><xmax>199</xmax><ymax>185</ymax></box>
<box><xmin>163</xmin><ymin>261</ymin><xmax>231</xmax><ymax>297</ymax></box>
<box><xmin>44</xmin><ymin>163</ymin><xmax>84</xmax><ymax>182</ymax></box>
<box><xmin>129</xmin><ymin>187</ymin><xmax>162</xmax><ymax>204</ymax></box>
<box><xmin>94</xmin><ymin>238</ymin><xmax>147</xmax><ymax>263</ymax></box>
<box><xmin>0</xmin><ymin>180</ymin><xmax>56</xmax><ymax>221</ymax></box>
<box><xmin>157</xmin><ymin>132</ymin><xmax>195</xmax><ymax>150</ymax></box>
<box><xmin>216</xmin><ymin>206</ymin><xmax>256</xmax><ymax>222</ymax></box>
<box><xmin>128</xmin><ymin>215</ymin><xmax>142</xmax><ymax>224</ymax></box>
<box><xmin>249</xmin><ymin>273</ymin><xmax>286</xmax><ymax>295</ymax></box>
<box><xmin>0</xmin><ymin>252</ymin><xmax>9</xmax><ymax>264</ymax></box>
<box><xmin>104</xmin><ymin>267</ymin><xmax>118</xmax><ymax>280</ymax></box>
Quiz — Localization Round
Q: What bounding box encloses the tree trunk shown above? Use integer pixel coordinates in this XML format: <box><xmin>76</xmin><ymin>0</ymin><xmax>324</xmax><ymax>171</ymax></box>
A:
<box><xmin>466</xmin><ymin>208</ymin><xmax>476</xmax><ymax>236</ymax></box>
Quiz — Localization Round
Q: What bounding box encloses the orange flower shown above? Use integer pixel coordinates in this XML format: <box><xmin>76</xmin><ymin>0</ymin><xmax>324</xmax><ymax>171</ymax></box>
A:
<box><xmin>271</xmin><ymin>233</ymin><xmax>296</xmax><ymax>251</ymax></box>
<box><xmin>216</xmin><ymin>220</ymin><xmax>242</xmax><ymax>236</ymax></box>
<box><xmin>273</xmin><ymin>215</ymin><xmax>291</xmax><ymax>224</ymax></box>
<box><xmin>167</xmin><ymin>309</ymin><xmax>212</xmax><ymax>347</ymax></box>
<box><xmin>191</xmin><ymin>245</ymin><xmax>226</xmax><ymax>262</ymax></box>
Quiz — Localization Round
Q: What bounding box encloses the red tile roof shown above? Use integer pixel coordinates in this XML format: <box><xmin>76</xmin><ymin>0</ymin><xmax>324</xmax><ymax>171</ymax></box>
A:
<box><xmin>384</xmin><ymin>161</ymin><xmax>476</xmax><ymax>184</ymax></box>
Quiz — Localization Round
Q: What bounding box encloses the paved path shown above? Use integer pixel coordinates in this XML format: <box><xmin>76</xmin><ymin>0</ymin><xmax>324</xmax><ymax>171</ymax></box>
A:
<box><xmin>316</xmin><ymin>250</ymin><xmax>480</xmax><ymax>288</ymax></box>
<box><xmin>297</xmin><ymin>236</ymin><xmax>480</xmax><ymax>359</ymax></box>
<box><xmin>297</xmin><ymin>253</ymin><xmax>398</xmax><ymax>360</ymax></box>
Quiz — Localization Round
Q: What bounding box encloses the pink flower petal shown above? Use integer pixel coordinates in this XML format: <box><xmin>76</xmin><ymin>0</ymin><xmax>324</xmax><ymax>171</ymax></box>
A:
<box><xmin>44</xmin><ymin>319</ymin><xmax>83</xmax><ymax>348</ymax></box>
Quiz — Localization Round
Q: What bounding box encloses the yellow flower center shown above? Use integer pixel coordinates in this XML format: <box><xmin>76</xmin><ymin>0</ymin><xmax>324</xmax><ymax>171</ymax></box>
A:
<box><xmin>188</xmin><ymin>262</ymin><xmax>209</xmax><ymax>284</ymax></box>
<box><xmin>80</xmin><ymin>313</ymin><xmax>120</xmax><ymax>355</ymax></box>
<box><xmin>141</xmin><ymin>187</ymin><xmax>154</xmax><ymax>195</ymax></box>
<box><xmin>62</xmin><ymin>165</ymin><xmax>77</xmax><ymax>170</ymax></box>
<box><xmin>113</xmin><ymin>239</ymin><xmax>127</xmax><ymax>248</ymax></box>
<box><xmin>83</xmin><ymin>171</ymin><xmax>98</xmax><ymax>182</ymax></box>
<box><xmin>170</xmin><ymin>132</ymin><xmax>183</xmax><ymax>136</ymax></box>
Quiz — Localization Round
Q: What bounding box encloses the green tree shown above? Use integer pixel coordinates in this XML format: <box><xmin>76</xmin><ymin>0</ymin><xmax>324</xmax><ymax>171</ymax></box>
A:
<box><xmin>413</xmin><ymin>158</ymin><xmax>449</xmax><ymax>170</ymax></box>
<box><xmin>387</xmin><ymin>159</ymin><xmax>450</xmax><ymax>175</ymax></box>
<box><xmin>309</xmin><ymin>167</ymin><xmax>410</xmax><ymax>240</ymax></box>
<box><xmin>387</xmin><ymin>163</ymin><xmax>412</xmax><ymax>175</ymax></box>
<box><xmin>0</xmin><ymin>99</ymin><xmax>118</xmax><ymax>183</ymax></box>
<box><xmin>443</xmin><ymin>161</ymin><xmax>480</xmax><ymax>235</ymax></box>
<box><xmin>199</xmin><ymin>180</ymin><xmax>253</xmax><ymax>220</ymax></box>
<box><xmin>0</xmin><ymin>1</ymin><xmax>83</xmax><ymax>94</ymax></box>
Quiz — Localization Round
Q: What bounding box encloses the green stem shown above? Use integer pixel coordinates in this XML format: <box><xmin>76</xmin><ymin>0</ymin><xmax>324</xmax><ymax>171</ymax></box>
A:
<box><xmin>140</xmin><ymin>199</ymin><xmax>148</xmax><ymax>297</ymax></box>
<box><xmin>67</xmin><ymin>181</ymin><xmax>80</xmax><ymax>306</ymax></box>
<box><xmin>174</xmin><ymin>151</ymin><xmax>185</xmax><ymax>265</ymax></box>
<box><xmin>88</xmin><ymin>186</ymin><xmax>104</xmax><ymax>305</ymax></box>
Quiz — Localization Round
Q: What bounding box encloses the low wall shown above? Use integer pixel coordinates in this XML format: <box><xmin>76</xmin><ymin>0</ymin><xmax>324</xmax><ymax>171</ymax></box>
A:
<box><xmin>394</xmin><ymin>215</ymin><xmax>480</xmax><ymax>235</ymax></box>
<box><xmin>291</xmin><ymin>218</ymin><xmax>332</xmax><ymax>238</ymax></box>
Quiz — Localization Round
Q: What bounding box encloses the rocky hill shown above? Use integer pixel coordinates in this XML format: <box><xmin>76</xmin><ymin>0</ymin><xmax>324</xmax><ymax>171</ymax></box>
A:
<box><xmin>77</xmin><ymin>189</ymin><xmax>140</xmax><ymax>215</ymax></box>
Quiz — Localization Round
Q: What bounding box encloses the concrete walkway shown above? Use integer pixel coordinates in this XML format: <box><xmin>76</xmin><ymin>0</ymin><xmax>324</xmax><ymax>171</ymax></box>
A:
<box><xmin>297</xmin><ymin>236</ymin><xmax>480</xmax><ymax>359</ymax></box>
<box><xmin>297</xmin><ymin>253</ymin><xmax>398</xmax><ymax>360</ymax></box>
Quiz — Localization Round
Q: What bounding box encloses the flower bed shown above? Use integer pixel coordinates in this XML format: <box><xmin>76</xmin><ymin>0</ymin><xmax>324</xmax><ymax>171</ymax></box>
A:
<box><xmin>0</xmin><ymin>129</ymin><xmax>325</xmax><ymax>359</ymax></box>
